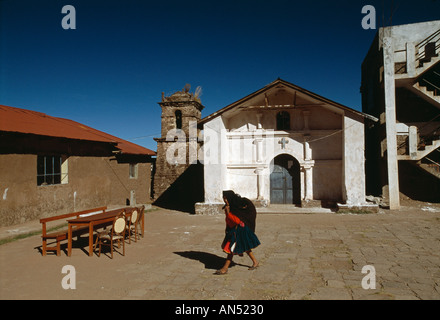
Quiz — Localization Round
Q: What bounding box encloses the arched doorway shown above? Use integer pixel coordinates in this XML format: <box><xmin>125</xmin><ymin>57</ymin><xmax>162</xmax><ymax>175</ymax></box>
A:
<box><xmin>270</xmin><ymin>154</ymin><xmax>301</xmax><ymax>205</ymax></box>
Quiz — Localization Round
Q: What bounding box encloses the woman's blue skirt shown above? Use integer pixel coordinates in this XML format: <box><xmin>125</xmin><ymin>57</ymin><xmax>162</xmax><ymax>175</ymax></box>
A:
<box><xmin>222</xmin><ymin>224</ymin><xmax>260</xmax><ymax>255</ymax></box>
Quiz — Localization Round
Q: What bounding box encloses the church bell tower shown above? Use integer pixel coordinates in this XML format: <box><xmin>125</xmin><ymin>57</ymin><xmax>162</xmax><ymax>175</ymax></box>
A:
<box><xmin>153</xmin><ymin>85</ymin><xmax>204</xmax><ymax>201</ymax></box>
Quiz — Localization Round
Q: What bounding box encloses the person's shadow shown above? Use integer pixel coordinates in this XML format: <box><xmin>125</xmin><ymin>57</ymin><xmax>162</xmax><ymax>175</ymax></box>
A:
<box><xmin>174</xmin><ymin>251</ymin><xmax>248</xmax><ymax>270</ymax></box>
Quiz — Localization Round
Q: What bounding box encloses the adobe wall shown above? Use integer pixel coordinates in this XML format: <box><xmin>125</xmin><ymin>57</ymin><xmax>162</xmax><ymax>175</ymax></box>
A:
<box><xmin>0</xmin><ymin>154</ymin><xmax>151</xmax><ymax>227</ymax></box>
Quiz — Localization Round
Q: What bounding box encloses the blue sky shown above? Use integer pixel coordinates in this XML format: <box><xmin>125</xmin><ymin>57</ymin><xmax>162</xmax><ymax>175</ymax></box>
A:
<box><xmin>0</xmin><ymin>0</ymin><xmax>439</xmax><ymax>152</ymax></box>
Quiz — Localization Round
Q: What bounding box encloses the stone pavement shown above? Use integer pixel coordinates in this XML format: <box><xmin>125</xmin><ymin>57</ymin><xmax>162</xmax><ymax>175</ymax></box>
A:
<box><xmin>0</xmin><ymin>204</ymin><xmax>439</xmax><ymax>300</ymax></box>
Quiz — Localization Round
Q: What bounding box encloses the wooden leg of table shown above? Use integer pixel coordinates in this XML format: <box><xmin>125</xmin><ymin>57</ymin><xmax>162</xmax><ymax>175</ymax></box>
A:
<box><xmin>42</xmin><ymin>239</ymin><xmax>47</xmax><ymax>256</ymax></box>
<box><xmin>68</xmin><ymin>224</ymin><xmax>72</xmax><ymax>257</ymax></box>
<box><xmin>89</xmin><ymin>223</ymin><xmax>94</xmax><ymax>257</ymax></box>
<box><xmin>56</xmin><ymin>239</ymin><xmax>61</xmax><ymax>256</ymax></box>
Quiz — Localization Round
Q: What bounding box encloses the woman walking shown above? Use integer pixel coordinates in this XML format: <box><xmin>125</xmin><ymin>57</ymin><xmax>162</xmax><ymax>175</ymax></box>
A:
<box><xmin>215</xmin><ymin>190</ymin><xmax>260</xmax><ymax>275</ymax></box>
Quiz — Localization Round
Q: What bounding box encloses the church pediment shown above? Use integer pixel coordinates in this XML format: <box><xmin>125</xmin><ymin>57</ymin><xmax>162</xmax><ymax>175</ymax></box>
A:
<box><xmin>236</xmin><ymin>84</ymin><xmax>325</xmax><ymax>111</ymax></box>
<box><xmin>199</xmin><ymin>78</ymin><xmax>377</xmax><ymax>126</ymax></box>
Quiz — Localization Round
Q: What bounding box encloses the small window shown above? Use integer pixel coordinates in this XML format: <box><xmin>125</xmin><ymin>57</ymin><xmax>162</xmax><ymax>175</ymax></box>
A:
<box><xmin>37</xmin><ymin>156</ymin><xmax>68</xmax><ymax>186</ymax></box>
<box><xmin>276</xmin><ymin>111</ymin><xmax>290</xmax><ymax>130</ymax></box>
<box><xmin>175</xmin><ymin>110</ymin><xmax>182</xmax><ymax>129</ymax></box>
<box><xmin>129</xmin><ymin>163</ymin><xmax>138</xmax><ymax>179</ymax></box>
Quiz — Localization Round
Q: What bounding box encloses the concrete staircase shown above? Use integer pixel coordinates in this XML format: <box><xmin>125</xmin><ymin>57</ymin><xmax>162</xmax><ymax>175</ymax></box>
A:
<box><xmin>412</xmin><ymin>81</ymin><xmax>440</xmax><ymax>107</ymax></box>
<box><xmin>416</xmin><ymin>55</ymin><xmax>440</xmax><ymax>76</ymax></box>
<box><xmin>396</xmin><ymin>29</ymin><xmax>440</xmax><ymax>108</ymax></box>
<box><xmin>398</xmin><ymin>139</ymin><xmax>440</xmax><ymax>161</ymax></box>
<box><xmin>396</xmin><ymin>29</ymin><xmax>440</xmax><ymax>173</ymax></box>
<box><xmin>418</xmin><ymin>161</ymin><xmax>440</xmax><ymax>179</ymax></box>
<box><xmin>411</xmin><ymin>62</ymin><xmax>440</xmax><ymax>108</ymax></box>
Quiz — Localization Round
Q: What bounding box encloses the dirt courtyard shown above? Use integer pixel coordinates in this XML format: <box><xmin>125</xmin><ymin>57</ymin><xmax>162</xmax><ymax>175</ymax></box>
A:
<box><xmin>1</xmin><ymin>203</ymin><xmax>440</xmax><ymax>300</ymax></box>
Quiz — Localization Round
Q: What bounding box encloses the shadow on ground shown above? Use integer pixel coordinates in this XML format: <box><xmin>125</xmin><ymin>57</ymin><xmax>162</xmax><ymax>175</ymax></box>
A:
<box><xmin>153</xmin><ymin>164</ymin><xmax>204</xmax><ymax>214</ymax></box>
<box><xmin>35</xmin><ymin>235</ymin><xmax>123</xmax><ymax>259</ymax></box>
<box><xmin>174</xmin><ymin>251</ymin><xmax>248</xmax><ymax>270</ymax></box>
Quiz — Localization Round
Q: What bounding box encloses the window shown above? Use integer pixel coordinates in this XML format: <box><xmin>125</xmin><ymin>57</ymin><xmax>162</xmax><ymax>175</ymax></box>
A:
<box><xmin>175</xmin><ymin>110</ymin><xmax>182</xmax><ymax>129</ymax></box>
<box><xmin>129</xmin><ymin>163</ymin><xmax>138</xmax><ymax>179</ymax></box>
<box><xmin>276</xmin><ymin>111</ymin><xmax>290</xmax><ymax>130</ymax></box>
<box><xmin>37</xmin><ymin>156</ymin><xmax>68</xmax><ymax>186</ymax></box>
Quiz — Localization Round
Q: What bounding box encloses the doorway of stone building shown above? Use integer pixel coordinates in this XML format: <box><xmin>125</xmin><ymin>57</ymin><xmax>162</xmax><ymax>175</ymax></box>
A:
<box><xmin>270</xmin><ymin>154</ymin><xmax>301</xmax><ymax>205</ymax></box>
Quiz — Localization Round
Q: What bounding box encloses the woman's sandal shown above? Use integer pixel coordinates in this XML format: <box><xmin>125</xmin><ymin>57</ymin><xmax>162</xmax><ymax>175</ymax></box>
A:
<box><xmin>214</xmin><ymin>269</ymin><xmax>228</xmax><ymax>275</ymax></box>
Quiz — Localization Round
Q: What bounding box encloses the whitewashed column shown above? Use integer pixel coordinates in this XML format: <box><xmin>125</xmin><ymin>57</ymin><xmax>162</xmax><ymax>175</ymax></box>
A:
<box><xmin>303</xmin><ymin>165</ymin><xmax>313</xmax><ymax>200</ymax></box>
<box><xmin>255</xmin><ymin>168</ymin><xmax>264</xmax><ymax>200</ymax></box>
<box><xmin>304</xmin><ymin>134</ymin><xmax>311</xmax><ymax>160</ymax></box>
<box><xmin>255</xmin><ymin>138</ymin><xmax>263</xmax><ymax>163</ymax></box>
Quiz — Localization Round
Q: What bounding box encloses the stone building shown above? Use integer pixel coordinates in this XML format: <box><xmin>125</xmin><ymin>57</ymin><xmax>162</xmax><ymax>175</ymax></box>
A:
<box><xmin>0</xmin><ymin>105</ymin><xmax>155</xmax><ymax>227</ymax></box>
<box><xmin>361</xmin><ymin>20</ymin><xmax>440</xmax><ymax>209</ymax></box>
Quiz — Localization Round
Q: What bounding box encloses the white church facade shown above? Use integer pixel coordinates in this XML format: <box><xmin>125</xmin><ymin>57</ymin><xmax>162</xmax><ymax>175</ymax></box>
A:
<box><xmin>194</xmin><ymin>79</ymin><xmax>377</xmax><ymax>214</ymax></box>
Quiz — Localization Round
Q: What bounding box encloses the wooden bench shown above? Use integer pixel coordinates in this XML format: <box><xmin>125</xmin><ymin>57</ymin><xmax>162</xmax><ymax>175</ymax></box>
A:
<box><xmin>40</xmin><ymin>206</ymin><xmax>107</xmax><ymax>256</ymax></box>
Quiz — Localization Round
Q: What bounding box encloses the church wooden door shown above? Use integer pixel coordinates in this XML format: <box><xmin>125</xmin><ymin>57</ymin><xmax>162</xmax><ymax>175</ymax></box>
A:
<box><xmin>270</xmin><ymin>154</ymin><xmax>300</xmax><ymax>205</ymax></box>
<box><xmin>270</xmin><ymin>164</ymin><xmax>293</xmax><ymax>204</ymax></box>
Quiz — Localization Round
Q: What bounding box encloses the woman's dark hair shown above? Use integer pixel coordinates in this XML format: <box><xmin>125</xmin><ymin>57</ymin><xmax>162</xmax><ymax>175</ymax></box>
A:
<box><xmin>222</xmin><ymin>190</ymin><xmax>257</xmax><ymax>232</ymax></box>
<box><xmin>223</xmin><ymin>190</ymin><xmax>247</xmax><ymax>209</ymax></box>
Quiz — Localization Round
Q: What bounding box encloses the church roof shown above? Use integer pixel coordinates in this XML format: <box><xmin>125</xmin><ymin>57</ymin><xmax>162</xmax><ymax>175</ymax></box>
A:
<box><xmin>199</xmin><ymin>78</ymin><xmax>377</xmax><ymax>125</ymax></box>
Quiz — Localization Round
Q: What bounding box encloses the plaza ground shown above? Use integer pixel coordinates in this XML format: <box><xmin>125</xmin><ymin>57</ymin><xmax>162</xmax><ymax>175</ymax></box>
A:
<box><xmin>0</xmin><ymin>201</ymin><xmax>439</xmax><ymax>300</ymax></box>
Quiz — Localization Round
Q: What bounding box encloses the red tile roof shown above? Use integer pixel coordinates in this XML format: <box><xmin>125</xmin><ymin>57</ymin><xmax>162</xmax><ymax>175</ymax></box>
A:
<box><xmin>0</xmin><ymin>105</ymin><xmax>155</xmax><ymax>156</ymax></box>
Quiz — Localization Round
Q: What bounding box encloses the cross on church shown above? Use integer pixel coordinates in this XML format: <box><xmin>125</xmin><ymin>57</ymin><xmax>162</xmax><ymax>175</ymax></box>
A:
<box><xmin>279</xmin><ymin>137</ymin><xmax>289</xmax><ymax>149</ymax></box>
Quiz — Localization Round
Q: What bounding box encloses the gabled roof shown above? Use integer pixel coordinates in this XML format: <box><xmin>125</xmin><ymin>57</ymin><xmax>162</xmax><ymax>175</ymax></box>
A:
<box><xmin>199</xmin><ymin>78</ymin><xmax>377</xmax><ymax>125</ymax></box>
<box><xmin>0</xmin><ymin>105</ymin><xmax>155</xmax><ymax>156</ymax></box>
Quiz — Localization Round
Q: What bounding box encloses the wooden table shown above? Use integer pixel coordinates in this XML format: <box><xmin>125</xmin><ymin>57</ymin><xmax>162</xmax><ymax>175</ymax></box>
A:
<box><xmin>67</xmin><ymin>207</ymin><xmax>143</xmax><ymax>257</ymax></box>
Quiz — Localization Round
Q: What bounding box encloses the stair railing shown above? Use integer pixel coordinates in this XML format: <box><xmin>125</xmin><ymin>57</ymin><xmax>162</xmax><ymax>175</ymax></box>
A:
<box><xmin>420</xmin><ymin>77</ymin><xmax>440</xmax><ymax>96</ymax></box>
<box><xmin>426</xmin><ymin>157</ymin><xmax>440</xmax><ymax>167</ymax></box>
<box><xmin>416</xmin><ymin>29</ymin><xmax>440</xmax><ymax>66</ymax></box>
<box><xmin>425</xmin><ymin>157</ymin><xmax>440</xmax><ymax>175</ymax></box>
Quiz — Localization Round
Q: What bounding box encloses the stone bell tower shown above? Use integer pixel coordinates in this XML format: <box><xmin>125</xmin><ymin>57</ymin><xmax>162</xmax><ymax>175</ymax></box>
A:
<box><xmin>153</xmin><ymin>85</ymin><xmax>204</xmax><ymax>203</ymax></box>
